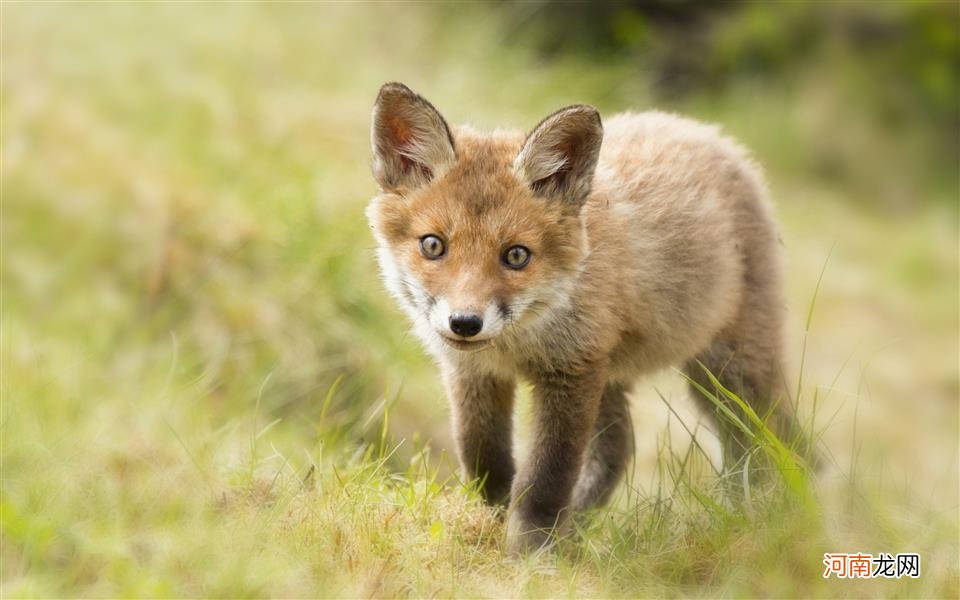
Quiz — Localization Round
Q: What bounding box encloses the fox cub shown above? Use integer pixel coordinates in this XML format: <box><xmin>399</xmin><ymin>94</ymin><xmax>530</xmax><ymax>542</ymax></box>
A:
<box><xmin>366</xmin><ymin>82</ymin><xmax>804</xmax><ymax>552</ymax></box>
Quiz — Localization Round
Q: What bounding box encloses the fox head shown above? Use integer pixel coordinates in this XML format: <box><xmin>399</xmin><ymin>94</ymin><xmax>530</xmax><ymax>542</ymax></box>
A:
<box><xmin>366</xmin><ymin>82</ymin><xmax>603</xmax><ymax>353</ymax></box>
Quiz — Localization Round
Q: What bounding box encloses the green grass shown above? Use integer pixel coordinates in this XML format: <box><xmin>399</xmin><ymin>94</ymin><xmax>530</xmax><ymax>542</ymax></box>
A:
<box><xmin>3</xmin><ymin>3</ymin><xmax>958</xmax><ymax>597</ymax></box>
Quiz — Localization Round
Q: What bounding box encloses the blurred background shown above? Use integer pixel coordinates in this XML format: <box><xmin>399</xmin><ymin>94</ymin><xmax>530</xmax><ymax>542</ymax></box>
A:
<box><xmin>4</xmin><ymin>1</ymin><xmax>958</xmax><ymax>596</ymax></box>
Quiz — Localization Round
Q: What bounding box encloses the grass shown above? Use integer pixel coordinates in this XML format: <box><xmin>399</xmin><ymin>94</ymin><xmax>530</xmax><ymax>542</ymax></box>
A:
<box><xmin>3</xmin><ymin>3</ymin><xmax>958</xmax><ymax>597</ymax></box>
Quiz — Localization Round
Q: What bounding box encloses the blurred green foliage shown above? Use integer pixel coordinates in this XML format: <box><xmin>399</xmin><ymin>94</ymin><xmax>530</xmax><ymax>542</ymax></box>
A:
<box><xmin>527</xmin><ymin>2</ymin><xmax>958</xmax><ymax>118</ymax></box>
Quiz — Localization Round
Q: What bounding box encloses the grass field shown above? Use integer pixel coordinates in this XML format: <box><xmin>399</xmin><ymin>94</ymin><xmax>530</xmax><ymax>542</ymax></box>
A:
<box><xmin>3</xmin><ymin>3</ymin><xmax>958</xmax><ymax>597</ymax></box>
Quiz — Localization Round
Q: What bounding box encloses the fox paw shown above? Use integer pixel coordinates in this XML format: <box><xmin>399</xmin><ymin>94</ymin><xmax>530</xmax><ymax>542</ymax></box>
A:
<box><xmin>505</xmin><ymin>514</ymin><xmax>554</xmax><ymax>555</ymax></box>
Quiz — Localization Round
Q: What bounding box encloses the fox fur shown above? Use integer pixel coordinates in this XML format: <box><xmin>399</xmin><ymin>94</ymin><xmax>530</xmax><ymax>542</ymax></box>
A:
<box><xmin>366</xmin><ymin>82</ymin><xmax>804</xmax><ymax>553</ymax></box>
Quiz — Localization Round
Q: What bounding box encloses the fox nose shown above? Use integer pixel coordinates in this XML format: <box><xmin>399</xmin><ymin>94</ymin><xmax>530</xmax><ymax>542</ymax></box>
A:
<box><xmin>449</xmin><ymin>313</ymin><xmax>483</xmax><ymax>338</ymax></box>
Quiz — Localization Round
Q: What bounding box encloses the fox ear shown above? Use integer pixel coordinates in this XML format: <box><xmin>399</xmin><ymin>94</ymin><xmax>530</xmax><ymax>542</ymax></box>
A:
<box><xmin>514</xmin><ymin>105</ymin><xmax>602</xmax><ymax>208</ymax></box>
<box><xmin>371</xmin><ymin>82</ymin><xmax>456</xmax><ymax>192</ymax></box>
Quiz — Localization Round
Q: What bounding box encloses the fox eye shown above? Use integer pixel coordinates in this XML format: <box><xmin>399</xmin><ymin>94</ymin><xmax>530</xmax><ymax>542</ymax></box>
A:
<box><xmin>503</xmin><ymin>245</ymin><xmax>531</xmax><ymax>269</ymax></box>
<box><xmin>419</xmin><ymin>235</ymin><xmax>445</xmax><ymax>259</ymax></box>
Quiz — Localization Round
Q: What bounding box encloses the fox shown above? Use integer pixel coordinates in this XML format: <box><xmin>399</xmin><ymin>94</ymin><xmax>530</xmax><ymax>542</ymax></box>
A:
<box><xmin>365</xmin><ymin>82</ymin><xmax>808</xmax><ymax>553</ymax></box>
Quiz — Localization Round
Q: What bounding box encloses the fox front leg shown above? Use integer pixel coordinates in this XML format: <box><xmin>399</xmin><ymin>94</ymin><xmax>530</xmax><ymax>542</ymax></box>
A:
<box><xmin>443</xmin><ymin>366</ymin><xmax>516</xmax><ymax>506</ymax></box>
<box><xmin>506</xmin><ymin>365</ymin><xmax>606</xmax><ymax>553</ymax></box>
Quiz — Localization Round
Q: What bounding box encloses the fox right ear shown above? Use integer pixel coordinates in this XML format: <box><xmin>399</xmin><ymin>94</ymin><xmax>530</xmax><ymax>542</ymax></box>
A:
<box><xmin>371</xmin><ymin>83</ymin><xmax>456</xmax><ymax>192</ymax></box>
<box><xmin>514</xmin><ymin>104</ymin><xmax>603</xmax><ymax>209</ymax></box>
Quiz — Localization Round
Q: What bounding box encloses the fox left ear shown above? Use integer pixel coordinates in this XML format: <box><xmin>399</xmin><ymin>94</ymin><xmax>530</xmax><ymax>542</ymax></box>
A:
<box><xmin>371</xmin><ymin>82</ymin><xmax>456</xmax><ymax>192</ymax></box>
<box><xmin>514</xmin><ymin>105</ymin><xmax>603</xmax><ymax>209</ymax></box>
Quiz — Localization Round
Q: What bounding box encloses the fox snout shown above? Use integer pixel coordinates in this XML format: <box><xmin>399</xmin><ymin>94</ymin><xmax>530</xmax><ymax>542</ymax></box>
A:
<box><xmin>426</xmin><ymin>297</ymin><xmax>510</xmax><ymax>349</ymax></box>
<box><xmin>449</xmin><ymin>313</ymin><xmax>483</xmax><ymax>338</ymax></box>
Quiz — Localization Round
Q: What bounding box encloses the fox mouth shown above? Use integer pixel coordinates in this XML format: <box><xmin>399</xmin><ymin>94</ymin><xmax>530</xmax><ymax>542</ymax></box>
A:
<box><xmin>441</xmin><ymin>337</ymin><xmax>492</xmax><ymax>352</ymax></box>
